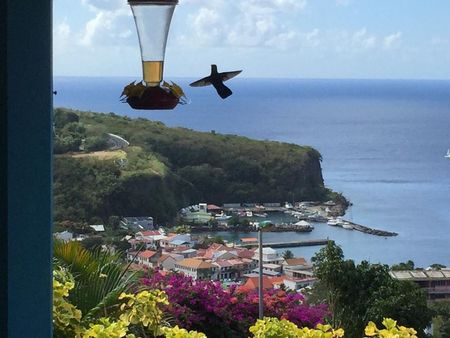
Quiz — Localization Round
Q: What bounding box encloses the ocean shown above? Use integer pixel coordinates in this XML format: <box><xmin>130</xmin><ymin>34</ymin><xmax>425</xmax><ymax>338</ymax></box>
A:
<box><xmin>53</xmin><ymin>76</ymin><xmax>450</xmax><ymax>267</ymax></box>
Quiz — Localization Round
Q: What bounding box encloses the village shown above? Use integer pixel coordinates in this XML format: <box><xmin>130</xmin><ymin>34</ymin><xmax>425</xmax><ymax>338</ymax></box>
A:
<box><xmin>54</xmin><ymin>203</ymin><xmax>450</xmax><ymax>303</ymax></box>
<box><xmin>124</xmin><ymin>227</ymin><xmax>317</xmax><ymax>293</ymax></box>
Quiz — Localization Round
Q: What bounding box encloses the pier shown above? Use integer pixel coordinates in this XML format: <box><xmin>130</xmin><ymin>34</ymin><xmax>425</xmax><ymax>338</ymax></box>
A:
<box><xmin>238</xmin><ymin>239</ymin><xmax>330</xmax><ymax>248</ymax></box>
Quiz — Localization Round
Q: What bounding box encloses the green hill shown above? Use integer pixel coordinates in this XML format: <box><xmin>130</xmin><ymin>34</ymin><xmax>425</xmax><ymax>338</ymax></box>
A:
<box><xmin>53</xmin><ymin>108</ymin><xmax>346</xmax><ymax>225</ymax></box>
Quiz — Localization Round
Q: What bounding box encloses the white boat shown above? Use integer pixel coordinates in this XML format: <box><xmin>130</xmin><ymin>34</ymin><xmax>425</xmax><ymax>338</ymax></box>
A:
<box><xmin>245</xmin><ymin>211</ymin><xmax>253</xmax><ymax>217</ymax></box>
<box><xmin>327</xmin><ymin>218</ymin><xmax>338</xmax><ymax>226</ymax></box>
<box><xmin>254</xmin><ymin>212</ymin><xmax>268</xmax><ymax>218</ymax></box>
<box><xmin>342</xmin><ymin>222</ymin><xmax>353</xmax><ymax>230</ymax></box>
<box><xmin>215</xmin><ymin>214</ymin><xmax>232</xmax><ymax>221</ymax></box>
<box><xmin>445</xmin><ymin>149</ymin><xmax>450</xmax><ymax>158</ymax></box>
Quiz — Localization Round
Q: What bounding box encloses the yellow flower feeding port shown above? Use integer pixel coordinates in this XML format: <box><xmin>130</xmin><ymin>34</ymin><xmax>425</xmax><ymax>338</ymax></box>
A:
<box><xmin>122</xmin><ymin>0</ymin><xmax>186</xmax><ymax>110</ymax></box>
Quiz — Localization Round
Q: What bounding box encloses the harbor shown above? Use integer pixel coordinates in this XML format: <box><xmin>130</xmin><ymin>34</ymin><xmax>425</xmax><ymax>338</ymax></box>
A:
<box><xmin>184</xmin><ymin>201</ymin><xmax>398</xmax><ymax>238</ymax></box>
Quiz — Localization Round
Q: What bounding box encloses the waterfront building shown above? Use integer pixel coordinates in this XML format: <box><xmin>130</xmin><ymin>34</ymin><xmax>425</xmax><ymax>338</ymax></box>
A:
<box><xmin>207</xmin><ymin>204</ymin><xmax>223</xmax><ymax>214</ymax></box>
<box><xmin>389</xmin><ymin>269</ymin><xmax>450</xmax><ymax>301</ymax></box>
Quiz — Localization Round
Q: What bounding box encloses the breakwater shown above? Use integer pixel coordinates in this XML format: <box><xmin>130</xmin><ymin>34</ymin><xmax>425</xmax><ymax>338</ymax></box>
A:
<box><xmin>239</xmin><ymin>239</ymin><xmax>330</xmax><ymax>248</ymax></box>
<box><xmin>344</xmin><ymin>220</ymin><xmax>398</xmax><ymax>237</ymax></box>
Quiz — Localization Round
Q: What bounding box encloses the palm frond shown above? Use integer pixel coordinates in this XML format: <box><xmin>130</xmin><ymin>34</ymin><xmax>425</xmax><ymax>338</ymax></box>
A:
<box><xmin>53</xmin><ymin>240</ymin><xmax>137</xmax><ymax>316</ymax></box>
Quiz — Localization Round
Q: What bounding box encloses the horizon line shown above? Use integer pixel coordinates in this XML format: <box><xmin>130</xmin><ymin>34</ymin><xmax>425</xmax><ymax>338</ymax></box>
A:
<box><xmin>52</xmin><ymin>75</ymin><xmax>450</xmax><ymax>82</ymax></box>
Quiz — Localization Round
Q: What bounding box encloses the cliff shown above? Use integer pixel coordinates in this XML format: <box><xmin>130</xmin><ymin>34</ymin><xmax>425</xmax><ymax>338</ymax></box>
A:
<box><xmin>53</xmin><ymin>109</ymin><xmax>344</xmax><ymax>224</ymax></box>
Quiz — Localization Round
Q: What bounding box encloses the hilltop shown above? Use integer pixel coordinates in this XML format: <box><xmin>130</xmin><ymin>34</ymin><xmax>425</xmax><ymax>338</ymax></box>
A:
<box><xmin>53</xmin><ymin>108</ymin><xmax>347</xmax><ymax>225</ymax></box>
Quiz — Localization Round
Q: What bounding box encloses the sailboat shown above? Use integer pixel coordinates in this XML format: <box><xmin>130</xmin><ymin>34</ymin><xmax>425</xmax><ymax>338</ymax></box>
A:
<box><xmin>445</xmin><ymin>149</ymin><xmax>450</xmax><ymax>158</ymax></box>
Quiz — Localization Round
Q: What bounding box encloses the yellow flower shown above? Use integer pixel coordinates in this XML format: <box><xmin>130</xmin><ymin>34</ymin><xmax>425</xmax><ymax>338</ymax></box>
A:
<box><xmin>382</xmin><ymin>318</ymin><xmax>397</xmax><ymax>330</ymax></box>
<box><xmin>334</xmin><ymin>328</ymin><xmax>345</xmax><ymax>337</ymax></box>
<box><xmin>364</xmin><ymin>321</ymin><xmax>378</xmax><ymax>336</ymax></box>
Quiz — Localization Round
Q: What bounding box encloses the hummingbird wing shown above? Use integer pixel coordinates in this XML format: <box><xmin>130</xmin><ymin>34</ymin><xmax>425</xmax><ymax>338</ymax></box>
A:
<box><xmin>220</xmin><ymin>70</ymin><xmax>242</xmax><ymax>82</ymax></box>
<box><xmin>189</xmin><ymin>76</ymin><xmax>212</xmax><ymax>87</ymax></box>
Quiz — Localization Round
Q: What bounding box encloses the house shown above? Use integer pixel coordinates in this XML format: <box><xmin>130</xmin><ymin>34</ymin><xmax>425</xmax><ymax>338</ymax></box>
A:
<box><xmin>228</xmin><ymin>258</ymin><xmax>256</xmax><ymax>278</ymax></box>
<box><xmin>252</xmin><ymin>263</ymin><xmax>282</xmax><ymax>277</ymax></box>
<box><xmin>238</xmin><ymin>276</ymin><xmax>274</xmax><ymax>292</ymax></box>
<box><xmin>89</xmin><ymin>224</ymin><xmax>105</xmax><ymax>232</ymax></box>
<box><xmin>174</xmin><ymin>258</ymin><xmax>215</xmax><ymax>280</ymax></box>
<box><xmin>390</xmin><ymin>269</ymin><xmax>450</xmax><ymax>301</ymax></box>
<box><xmin>212</xmin><ymin>260</ymin><xmax>234</xmax><ymax>281</ymax></box>
<box><xmin>282</xmin><ymin>258</ymin><xmax>313</xmax><ymax>278</ymax></box>
<box><xmin>159</xmin><ymin>233</ymin><xmax>194</xmax><ymax>249</ymax></box>
<box><xmin>54</xmin><ymin>231</ymin><xmax>73</xmax><ymax>242</ymax></box>
<box><xmin>207</xmin><ymin>204</ymin><xmax>223</xmax><ymax>214</ymax></box>
<box><xmin>158</xmin><ymin>253</ymin><xmax>184</xmax><ymax>271</ymax></box>
<box><xmin>137</xmin><ymin>250</ymin><xmax>160</xmax><ymax>268</ymax></box>
<box><xmin>131</xmin><ymin>230</ymin><xmax>166</xmax><ymax>250</ymax></box>
<box><xmin>177</xmin><ymin>248</ymin><xmax>197</xmax><ymax>258</ymax></box>
<box><xmin>194</xmin><ymin>244</ymin><xmax>258</xmax><ymax>281</ymax></box>
<box><xmin>212</xmin><ymin>250</ymin><xmax>239</xmax><ymax>261</ymax></box>
<box><xmin>271</xmin><ymin>276</ymin><xmax>317</xmax><ymax>291</ymax></box>
<box><xmin>252</xmin><ymin>247</ymin><xmax>283</xmax><ymax>265</ymax></box>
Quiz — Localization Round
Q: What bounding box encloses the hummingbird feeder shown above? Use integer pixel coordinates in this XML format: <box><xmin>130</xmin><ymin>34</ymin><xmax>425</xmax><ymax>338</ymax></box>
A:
<box><xmin>124</xmin><ymin>0</ymin><xmax>184</xmax><ymax>110</ymax></box>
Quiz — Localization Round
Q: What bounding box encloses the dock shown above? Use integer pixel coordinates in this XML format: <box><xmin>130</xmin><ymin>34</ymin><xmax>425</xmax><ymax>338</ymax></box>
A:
<box><xmin>238</xmin><ymin>239</ymin><xmax>330</xmax><ymax>248</ymax></box>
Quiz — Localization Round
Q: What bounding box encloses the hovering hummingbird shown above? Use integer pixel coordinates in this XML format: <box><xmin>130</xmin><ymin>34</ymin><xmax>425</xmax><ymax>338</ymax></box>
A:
<box><xmin>189</xmin><ymin>64</ymin><xmax>242</xmax><ymax>99</ymax></box>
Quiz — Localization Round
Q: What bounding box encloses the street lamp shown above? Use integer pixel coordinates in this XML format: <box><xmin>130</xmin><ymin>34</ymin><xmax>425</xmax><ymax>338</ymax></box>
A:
<box><xmin>257</xmin><ymin>220</ymin><xmax>271</xmax><ymax>319</ymax></box>
<box><xmin>124</xmin><ymin>0</ymin><xmax>184</xmax><ymax>110</ymax></box>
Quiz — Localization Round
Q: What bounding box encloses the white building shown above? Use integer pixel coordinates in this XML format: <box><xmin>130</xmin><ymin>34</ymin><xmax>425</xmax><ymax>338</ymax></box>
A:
<box><xmin>252</xmin><ymin>247</ymin><xmax>283</xmax><ymax>265</ymax></box>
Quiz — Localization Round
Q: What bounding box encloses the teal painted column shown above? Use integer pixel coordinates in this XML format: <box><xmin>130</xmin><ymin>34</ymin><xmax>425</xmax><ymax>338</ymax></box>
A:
<box><xmin>3</xmin><ymin>0</ymin><xmax>53</xmax><ymax>336</ymax></box>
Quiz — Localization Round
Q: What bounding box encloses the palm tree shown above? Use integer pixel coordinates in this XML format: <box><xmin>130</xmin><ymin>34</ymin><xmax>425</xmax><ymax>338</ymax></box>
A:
<box><xmin>282</xmin><ymin>250</ymin><xmax>294</xmax><ymax>260</ymax></box>
<box><xmin>53</xmin><ymin>240</ymin><xmax>138</xmax><ymax>321</ymax></box>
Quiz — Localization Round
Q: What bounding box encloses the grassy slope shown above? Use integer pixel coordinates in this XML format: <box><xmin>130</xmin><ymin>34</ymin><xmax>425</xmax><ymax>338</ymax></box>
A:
<box><xmin>54</xmin><ymin>109</ymin><xmax>335</xmax><ymax>224</ymax></box>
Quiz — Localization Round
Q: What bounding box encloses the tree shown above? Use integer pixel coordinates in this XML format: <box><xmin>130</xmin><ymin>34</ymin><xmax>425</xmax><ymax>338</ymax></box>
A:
<box><xmin>108</xmin><ymin>215</ymin><xmax>121</xmax><ymax>230</ymax></box>
<box><xmin>391</xmin><ymin>260</ymin><xmax>415</xmax><ymax>270</ymax></box>
<box><xmin>311</xmin><ymin>241</ymin><xmax>345</xmax><ymax>328</ymax></box>
<box><xmin>430</xmin><ymin>263</ymin><xmax>446</xmax><ymax>270</ymax></box>
<box><xmin>84</xmin><ymin>134</ymin><xmax>109</xmax><ymax>152</ymax></box>
<box><xmin>311</xmin><ymin>241</ymin><xmax>432</xmax><ymax>338</ymax></box>
<box><xmin>54</xmin><ymin>109</ymin><xmax>79</xmax><ymax>129</ymax></box>
<box><xmin>53</xmin><ymin>240</ymin><xmax>136</xmax><ymax>317</ymax></box>
<box><xmin>282</xmin><ymin>250</ymin><xmax>294</xmax><ymax>260</ymax></box>
<box><xmin>80</xmin><ymin>236</ymin><xmax>104</xmax><ymax>251</ymax></box>
<box><xmin>430</xmin><ymin>302</ymin><xmax>450</xmax><ymax>338</ymax></box>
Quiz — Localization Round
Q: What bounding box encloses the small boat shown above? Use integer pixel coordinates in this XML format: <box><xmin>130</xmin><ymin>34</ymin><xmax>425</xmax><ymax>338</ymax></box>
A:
<box><xmin>254</xmin><ymin>212</ymin><xmax>268</xmax><ymax>218</ymax></box>
<box><xmin>445</xmin><ymin>149</ymin><xmax>450</xmax><ymax>158</ymax></box>
<box><xmin>327</xmin><ymin>218</ymin><xmax>338</xmax><ymax>226</ymax></box>
<box><xmin>342</xmin><ymin>222</ymin><xmax>353</xmax><ymax>230</ymax></box>
<box><xmin>215</xmin><ymin>214</ymin><xmax>232</xmax><ymax>221</ymax></box>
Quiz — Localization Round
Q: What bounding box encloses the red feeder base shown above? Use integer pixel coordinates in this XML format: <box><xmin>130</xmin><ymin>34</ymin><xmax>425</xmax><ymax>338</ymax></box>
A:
<box><xmin>127</xmin><ymin>86</ymin><xmax>179</xmax><ymax>110</ymax></box>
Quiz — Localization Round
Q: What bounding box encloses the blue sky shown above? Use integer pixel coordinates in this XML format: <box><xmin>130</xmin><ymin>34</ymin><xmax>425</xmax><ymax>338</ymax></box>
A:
<box><xmin>53</xmin><ymin>0</ymin><xmax>450</xmax><ymax>79</ymax></box>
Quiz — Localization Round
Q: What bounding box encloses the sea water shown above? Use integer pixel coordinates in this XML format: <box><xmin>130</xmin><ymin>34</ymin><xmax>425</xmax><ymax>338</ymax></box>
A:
<box><xmin>53</xmin><ymin>77</ymin><xmax>450</xmax><ymax>267</ymax></box>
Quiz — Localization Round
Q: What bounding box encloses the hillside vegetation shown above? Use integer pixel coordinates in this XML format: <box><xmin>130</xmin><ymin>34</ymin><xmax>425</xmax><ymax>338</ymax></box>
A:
<box><xmin>53</xmin><ymin>108</ymin><xmax>345</xmax><ymax>225</ymax></box>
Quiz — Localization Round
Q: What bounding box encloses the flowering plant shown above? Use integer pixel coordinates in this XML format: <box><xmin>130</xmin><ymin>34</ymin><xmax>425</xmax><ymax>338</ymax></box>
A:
<box><xmin>140</xmin><ymin>270</ymin><xmax>329</xmax><ymax>336</ymax></box>
<box><xmin>364</xmin><ymin>318</ymin><xmax>418</xmax><ymax>338</ymax></box>
<box><xmin>249</xmin><ymin>317</ymin><xmax>344</xmax><ymax>338</ymax></box>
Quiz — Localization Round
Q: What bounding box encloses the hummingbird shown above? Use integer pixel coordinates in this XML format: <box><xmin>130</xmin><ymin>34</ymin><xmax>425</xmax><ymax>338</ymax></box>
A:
<box><xmin>190</xmin><ymin>64</ymin><xmax>242</xmax><ymax>99</ymax></box>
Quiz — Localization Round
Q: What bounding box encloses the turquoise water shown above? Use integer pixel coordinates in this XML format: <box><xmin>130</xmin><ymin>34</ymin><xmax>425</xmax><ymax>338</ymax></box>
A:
<box><xmin>53</xmin><ymin>77</ymin><xmax>450</xmax><ymax>267</ymax></box>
